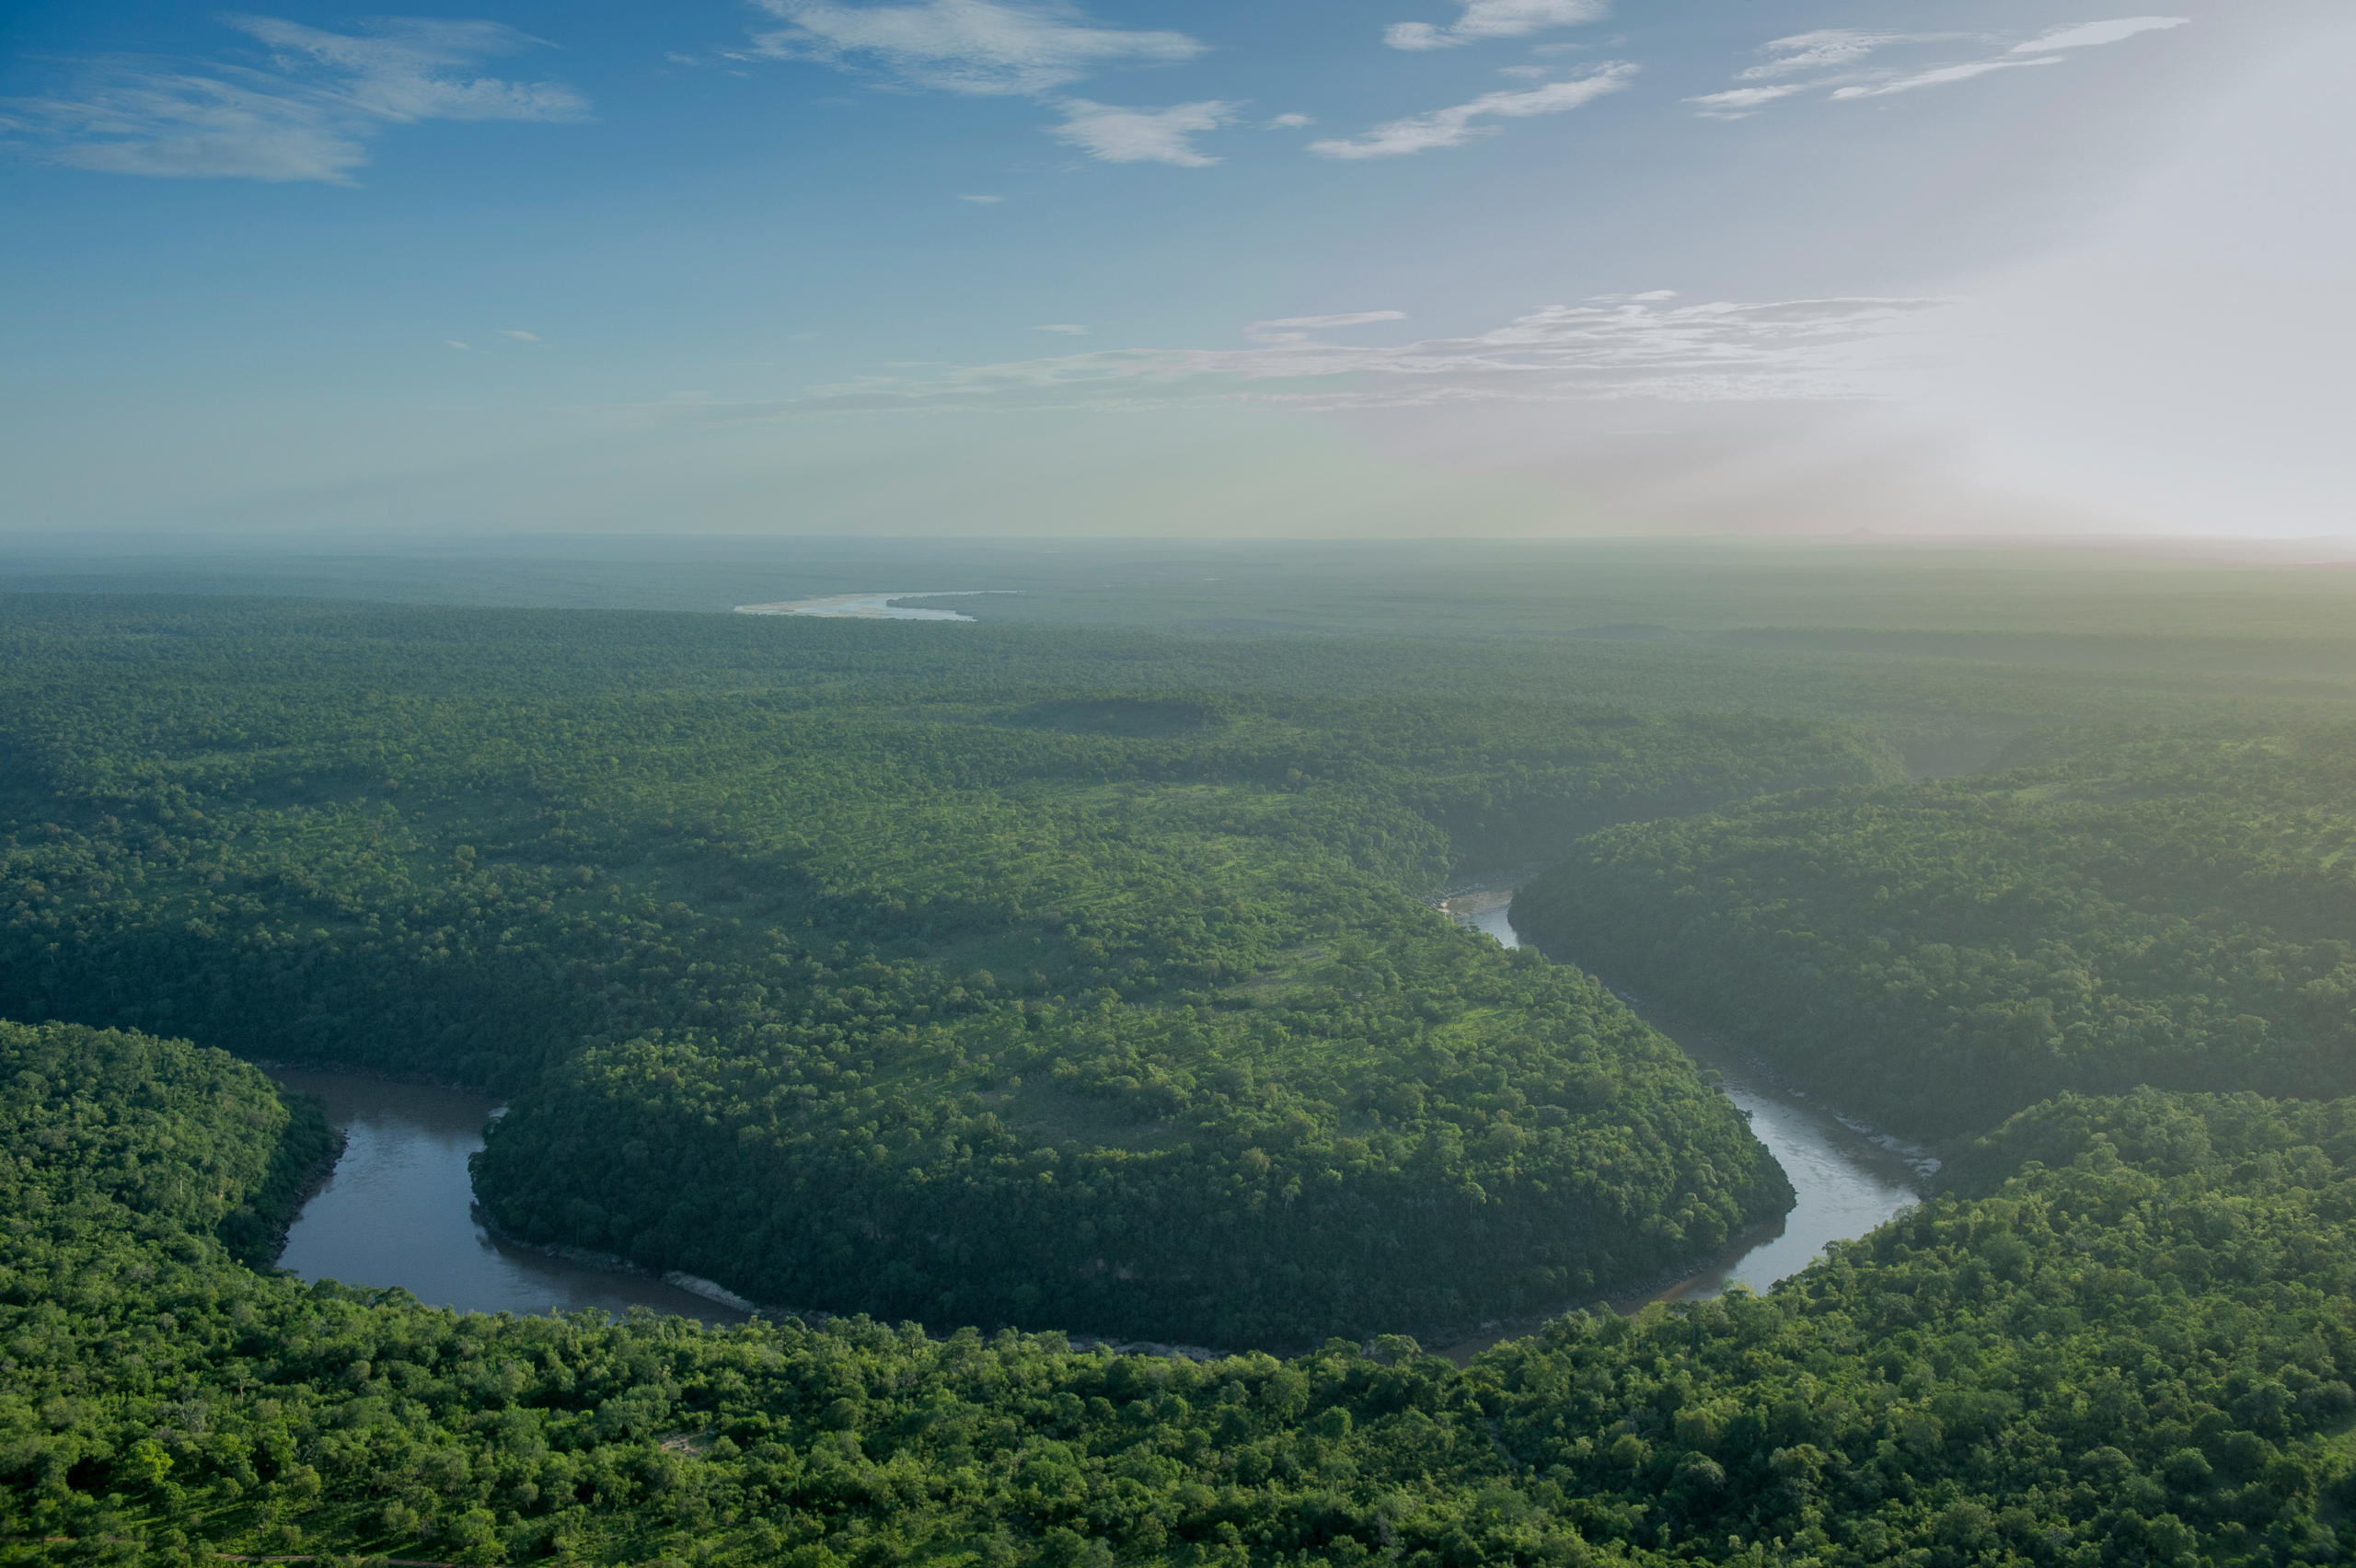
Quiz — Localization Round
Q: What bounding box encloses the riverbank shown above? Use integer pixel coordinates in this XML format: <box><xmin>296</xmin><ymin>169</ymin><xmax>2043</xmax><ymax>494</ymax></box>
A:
<box><xmin>1431</xmin><ymin>882</ymin><xmax>1924</xmax><ymax>1362</ymax></box>
<box><xmin>270</xmin><ymin>1065</ymin><xmax>1233</xmax><ymax>1354</ymax></box>
<box><xmin>264</xmin><ymin>888</ymin><xmax>1924</xmax><ymax>1360</ymax></box>
<box><xmin>258</xmin><ymin>1111</ymin><xmax>347</xmax><ymax>1270</ymax></box>
<box><xmin>266</xmin><ymin>1068</ymin><xmax>757</xmax><ymax>1324</ymax></box>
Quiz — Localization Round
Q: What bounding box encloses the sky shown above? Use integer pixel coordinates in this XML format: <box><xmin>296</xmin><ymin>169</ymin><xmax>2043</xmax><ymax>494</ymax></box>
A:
<box><xmin>1</xmin><ymin>0</ymin><xmax>2350</xmax><ymax>539</ymax></box>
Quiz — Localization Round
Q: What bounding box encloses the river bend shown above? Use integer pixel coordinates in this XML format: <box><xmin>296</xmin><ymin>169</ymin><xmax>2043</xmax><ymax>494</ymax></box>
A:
<box><xmin>1446</xmin><ymin>891</ymin><xmax>1923</xmax><ymax>1304</ymax></box>
<box><xmin>267</xmin><ymin>900</ymin><xmax>1921</xmax><ymax>1335</ymax></box>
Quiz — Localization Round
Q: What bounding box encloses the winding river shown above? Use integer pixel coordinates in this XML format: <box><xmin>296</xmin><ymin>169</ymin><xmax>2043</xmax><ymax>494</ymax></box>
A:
<box><xmin>266</xmin><ymin>897</ymin><xmax>1920</xmax><ymax>1342</ymax></box>
<box><xmin>1444</xmin><ymin>890</ymin><xmax>1924</xmax><ymax>1308</ymax></box>
<box><xmin>269</xmin><ymin>1069</ymin><xmax>746</xmax><ymax>1325</ymax></box>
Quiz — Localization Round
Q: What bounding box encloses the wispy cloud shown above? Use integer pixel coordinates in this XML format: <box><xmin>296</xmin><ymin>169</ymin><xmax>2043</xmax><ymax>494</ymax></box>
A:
<box><xmin>746</xmin><ymin>0</ymin><xmax>1202</xmax><ymax>95</ymax></box>
<box><xmin>2015</xmin><ymin>16</ymin><xmax>2190</xmax><ymax>52</ymax></box>
<box><xmin>1310</xmin><ymin>65</ymin><xmax>1633</xmax><ymax>159</ymax></box>
<box><xmin>4</xmin><ymin>16</ymin><xmax>585</xmax><ymax>183</ymax></box>
<box><xmin>1050</xmin><ymin>98</ymin><xmax>1237</xmax><ymax>165</ymax></box>
<box><xmin>444</xmin><ymin>329</ymin><xmax>545</xmax><ymax>350</ymax></box>
<box><xmin>1267</xmin><ymin>112</ymin><xmax>1313</xmax><ymax>129</ymax></box>
<box><xmin>1831</xmin><ymin>58</ymin><xmax>2062</xmax><ymax>99</ymax></box>
<box><xmin>1245</xmin><ymin>312</ymin><xmax>1407</xmax><ymax>344</ymax></box>
<box><xmin>669</xmin><ymin>294</ymin><xmax>1939</xmax><ymax>421</ymax></box>
<box><xmin>957</xmin><ymin>192</ymin><xmax>1005</xmax><ymax>202</ymax></box>
<box><xmin>1737</xmin><ymin>29</ymin><xmax>1911</xmax><ymax>79</ymax></box>
<box><xmin>1691</xmin><ymin>16</ymin><xmax>2190</xmax><ymax>117</ymax></box>
<box><xmin>1035</xmin><ymin>323</ymin><xmax>1089</xmax><ymax>333</ymax></box>
<box><xmin>7</xmin><ymin>71</ymin><xmax>375</xmax><ymax>182</ymax></box>
<box><xmin>1384</xmin><ymin>0</ymin><xmax>1609</xmax><ymax>52</ymax></box>
<box><xmin>1687</xmin><ymin>84</ymin><xmax>1809</xmax><ymax>119</ymax></box>
<box><xmin>229</xmin><ymin>17</ymin><xmax>584</xmax><ymax>121</ymax></box>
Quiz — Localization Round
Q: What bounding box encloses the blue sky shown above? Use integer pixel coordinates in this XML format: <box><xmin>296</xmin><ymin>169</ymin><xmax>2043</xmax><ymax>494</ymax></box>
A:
<box><xmin>3</xmin><ymin>0</ymin><xmax>2350</xmax><ymax>536</ymax></box>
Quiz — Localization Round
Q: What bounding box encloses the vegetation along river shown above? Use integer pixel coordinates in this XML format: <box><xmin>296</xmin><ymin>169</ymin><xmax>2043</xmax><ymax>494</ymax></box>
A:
<box><xmin>1443</xmin><ymin>887</ymin><xmax>1924</xmax><ymax>1305</ymax></box>
<box><xmin>266</xmin><ymin>897</ymin><xmax>1920</xmax><ymax>1338</ymax></box>
<box><xmin>268</xmin><ymin>1069</ymin><xmax>747</xmax><ymax>1325</ymax></box>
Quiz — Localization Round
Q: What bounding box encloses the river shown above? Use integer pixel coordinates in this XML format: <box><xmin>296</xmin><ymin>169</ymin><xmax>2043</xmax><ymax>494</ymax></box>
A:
<box><xmin>267</xmin><ymin>900</ymin><xmax>1919</xmax><ymax>1340</ymax></box>
<box><xmin>268</xmin><ymin>1069</ymin><xmax>747</xmax><ymax>1324</ymax></box>
<box><xmin>1443</xmin><ymin>889</ymin><xmax>1924</xmax><ymax>1307</ymax></box>
<box><xmin>731</xmin><ymin>591</ymin><xmax>1009</xmax><ymax>620</ymax></box>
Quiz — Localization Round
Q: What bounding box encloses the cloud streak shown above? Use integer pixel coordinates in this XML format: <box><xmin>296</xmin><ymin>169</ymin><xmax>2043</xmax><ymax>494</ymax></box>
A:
<box><xmin>1384</xmin><ymin>0</ymin><xmax>1609</xmax><ymax>52</ymax></box>
<box><xmin>1737</xmin><ymin>30</ymin><xmax>1911</xmax><ymax>79</ymax></box>
<box><xmin>2015</xmin><ymin>17</ymin><xmax>2190</xmax><ymax>52</ymax></box>
<box><xmin>668</xmin><ymin>294</ymin><xmax>1941</xmax><ymax>422</ymax></box>
<box><xmin>4</xmin><ymin>15</ymin><xmax>583</xmax><ymax>182</ymax></box>
<box><xmin>1831</xmin><ymin>58</ymin><xmax>2063</xmax><ymax>99</ymax></box>
<box><xmin>1686</xmin><ymin>84</ymin><xmax>1808</xmax><ymax>118</ymax></box>
<box><xmin>1245</xmin><ymin>312</ymin><xmax>1408</xmax><ymax>344</ymax></box>
<box><xmin>1310</xmin><ymin>65</ymin><xmax>1634</xmax><ymax>159</ymax></box>
<box><xmin>1049</xmin><ymin>98</ymin><xmax>1237</xmax><ymax>165</ymax></box>
<box><xmin>746</xmin><ymin>0</ymin><xmax>1202</xmax><ymax>95</ymax></box>
<box><xmin>1690</xmin><ymin>16</ymin><xmax>2190</xmax><ymax>117</ymax></box>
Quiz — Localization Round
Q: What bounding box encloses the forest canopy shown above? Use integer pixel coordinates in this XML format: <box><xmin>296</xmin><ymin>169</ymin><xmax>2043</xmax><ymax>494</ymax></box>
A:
<box><xmin>1510</xmin><ymin>728</ymin><xmax>2356</xmax><ymax>1140</ymax></box>
<box><xmin>0</xmin><ymin>598</ymin><xmax>1900</xmax><ymax>1343</ymax></box>
<box><xmin>8</xmin><ymin>1019</ymin><xmax>2356</xmax><ymax>1567</ymax></box>
<box><xmin>8</xmin><ymin>586</ymin><xmax>2356</xmax><ymax>1565</ymax></box>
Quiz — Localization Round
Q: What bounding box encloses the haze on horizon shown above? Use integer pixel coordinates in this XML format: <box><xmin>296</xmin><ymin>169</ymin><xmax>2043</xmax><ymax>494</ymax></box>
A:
<box><xmin>3</xmin><ymin>0</ymin><xmax>2350</xmax><ymax>541</ymax></box>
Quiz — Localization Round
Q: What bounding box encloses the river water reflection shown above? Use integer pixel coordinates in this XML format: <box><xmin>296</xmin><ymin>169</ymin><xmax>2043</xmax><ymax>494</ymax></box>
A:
<box><xmin>1445</xmin><ymin>891</ymin><xmax>1923</xmax><ymax>1303</ymax></box>
<box><xmin>269</xmin><ymin>1069</ymin><xmax>745</xmax><ymax>1324</ymax></box>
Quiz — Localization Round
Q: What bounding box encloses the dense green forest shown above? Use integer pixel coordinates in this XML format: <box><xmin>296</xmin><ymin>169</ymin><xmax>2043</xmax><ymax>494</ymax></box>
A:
<box><xmin>0</xmin><ymin>597</ymin><xmax>1912</xmax><ymax>1343</ymax></box>
<box><xmin>11</xmin><ymin>1017</ymin><xmax>2356</xmax><ymax>1567</ymax></box>
<box><xmin>1510</xmin><ymin>727</ymin><xmax>2356</xmax><ymax>1139</ymax></box>
<box><xmin>11</xmin><ymin>576</ymin><xmax>2356</xmax><ymax>1566</ymax></box>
